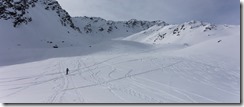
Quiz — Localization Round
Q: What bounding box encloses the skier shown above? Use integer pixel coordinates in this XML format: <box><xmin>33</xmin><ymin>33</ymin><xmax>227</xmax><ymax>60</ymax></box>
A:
<box><xmin>66</xmin><ymin>68</ymin><xmax>69</xmax><ymax>75</ymax></box>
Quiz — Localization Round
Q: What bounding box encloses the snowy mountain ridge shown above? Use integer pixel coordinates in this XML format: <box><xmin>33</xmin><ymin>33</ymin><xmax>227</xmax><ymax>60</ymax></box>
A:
<box><xmin>72</xmin><ymin>16</ymin><xmax>168</xmax><ymax>37</ymax></box>
<box><xmin>0</xmin><ymin>0</ymin><xmax>38</xmax><ymax>27</ymax></box>
<box><xmin>124</xmin><ymin>20</ymin><xmax>239</xmax><ymax>45</ymax></box>
<box><xmin>0</xmin><ymin>0</ymin><xmax>240</xmax><ymax>103</ymax></box>
<box><xmin>0</xmin><ymin>0</ymin><xmax>80</xmax><ymax>32</ymax></box>
<box><xmin>0</xmin><ymin>0</ymin><xmax>239</xmax><ymax>49</ymax></box>
<box><xmin>0</xmin><ymin>0</ymin><xmax>168</xmax><ymax>35</ymax></box>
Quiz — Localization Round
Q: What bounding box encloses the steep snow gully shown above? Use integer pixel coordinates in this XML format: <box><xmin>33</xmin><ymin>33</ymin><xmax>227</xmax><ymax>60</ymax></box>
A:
<box><xmin>0</xmin><ymin>0</ymin><xmax>240</xmax><ymax>103</ymax></box>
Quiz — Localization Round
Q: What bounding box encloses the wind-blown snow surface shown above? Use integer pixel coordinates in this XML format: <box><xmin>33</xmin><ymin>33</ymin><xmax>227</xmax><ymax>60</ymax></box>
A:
<box><xmin>0</xmin><ymin>0</ymin><xmax>240</xmax><ymax>103</ymax></box>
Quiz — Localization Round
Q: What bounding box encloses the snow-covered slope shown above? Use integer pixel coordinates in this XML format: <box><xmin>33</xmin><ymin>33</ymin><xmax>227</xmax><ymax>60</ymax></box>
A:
<box><xmin>0</xmin><ymin>35</ymin><xmax>240</xmax><ymax>103</ymax></box>
<box><xmin>0</xmin><ymin>0</ymin><xmax>83</xmax><ymax>49</ymax></box>
<box><xmin>0</xmin><ymin>0</ymin><xmax>88</xmax><ymax>66</ymax></box>
<box><xmin>124</xmin><ymin>20</ymin><xmax>239</xmax><ymax>46</ymax></box>
<box><xmin>0</xmin><ymin>0</ymin><xmax>240</xmax><ymax>103</ymax></box>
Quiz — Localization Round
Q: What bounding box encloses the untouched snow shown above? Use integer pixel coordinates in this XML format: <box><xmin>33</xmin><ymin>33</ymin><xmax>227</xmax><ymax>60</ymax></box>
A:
<box><xmin>0</xmin><ymin>0</ymin><xmax>240</xmax><ymax>103</ymax></box>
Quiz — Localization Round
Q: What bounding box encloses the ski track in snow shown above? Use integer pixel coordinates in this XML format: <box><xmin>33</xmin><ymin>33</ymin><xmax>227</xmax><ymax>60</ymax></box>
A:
<box><xmin>0</xmin><ymin>46</ymin><xmax>240</xmax><ymax>103</ymax></box>
<box><xmin>0</xmin><ymin>1</ymin><xmax>240</xmax><ymax>103</ymax></box>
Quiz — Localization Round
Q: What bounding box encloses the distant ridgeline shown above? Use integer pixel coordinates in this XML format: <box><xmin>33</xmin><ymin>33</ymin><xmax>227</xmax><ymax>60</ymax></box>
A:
<box><xmin>72</xmin><ymin>16</ymin><xmax>169</xmax><ymax>37</ymax></box>
<box><xmin>0</xmin><ymin>0</ymin><xmax>231</xmax><ymax>41</ymax></box>
<box><xmin>0</xmin><ymin>0</ymin><xmax>171</xmax><ymax>36</ymax></box>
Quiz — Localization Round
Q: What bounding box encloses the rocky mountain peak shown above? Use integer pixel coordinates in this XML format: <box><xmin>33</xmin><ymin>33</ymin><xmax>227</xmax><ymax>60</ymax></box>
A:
<box><xmin>0</xmin><ymin>0</ymin><xmax>38</xmax><ymax>27</ymax></box>
<box><xmin>0</xmin><ymin>0</ymin><xmax>80</xmax><ymax>32</ymax></box>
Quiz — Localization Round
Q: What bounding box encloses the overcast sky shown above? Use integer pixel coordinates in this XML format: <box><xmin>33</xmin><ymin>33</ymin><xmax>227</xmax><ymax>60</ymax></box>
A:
<box><xmin>56</xmin><ymin>0</ymin><xmax>240</xmax><ymax>25</ymax></box>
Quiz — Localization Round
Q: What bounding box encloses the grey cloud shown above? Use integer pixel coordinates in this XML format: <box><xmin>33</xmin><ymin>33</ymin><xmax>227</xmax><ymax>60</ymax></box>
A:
<box><xmin>56</xmin><ymin>0</ymin><xmax>240</xmax><ymax>25</ymax></box>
